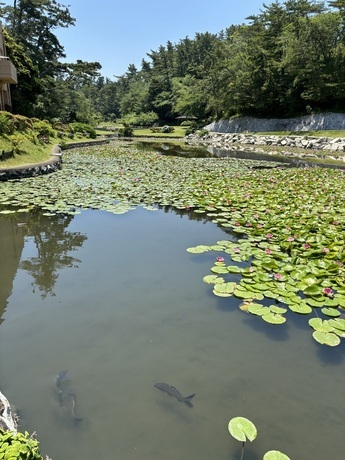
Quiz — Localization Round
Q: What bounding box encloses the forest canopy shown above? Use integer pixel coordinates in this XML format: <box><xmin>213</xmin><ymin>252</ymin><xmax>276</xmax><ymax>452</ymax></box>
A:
<box><xmin>1</xmin><ymin>0</ymin><xmax>344</xmax><ymax>123</ymax></box>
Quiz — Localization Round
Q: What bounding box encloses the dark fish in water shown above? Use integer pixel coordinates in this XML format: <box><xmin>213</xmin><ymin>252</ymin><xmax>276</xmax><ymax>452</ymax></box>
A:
<box><xmin>67</xmin><ymin>389</ymin><xmax>83</xmax><ymax>423</ymax></box>
<box><xmin>54</xmin><ymin>371</ymin><xmax>83</xmax><ymax>423</ymax></box>
<box><xmin>153</xmin><ymin>382</ymin><xmax>195</xmax><ymax>408</ymax></box>
<box><xmin>55</xmin><ymin>370</ymin><xmax>68</xmax><ymax>405</ymax></box>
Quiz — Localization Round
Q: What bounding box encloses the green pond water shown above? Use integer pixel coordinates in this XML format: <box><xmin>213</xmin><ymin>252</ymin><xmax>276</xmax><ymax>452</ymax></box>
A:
<box><xmin>0</xmin><ymin>207</ymin><xmax>344</xmax><ymax>460</ymax></box>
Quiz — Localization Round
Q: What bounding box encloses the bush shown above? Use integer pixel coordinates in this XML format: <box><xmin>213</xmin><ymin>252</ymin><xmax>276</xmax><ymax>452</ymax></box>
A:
<box><xmin>160</xmin><ymin>125</ymin><xmax>174</xmax><ymax>133</ymax></box>
<box><xmin>70</xmin><ymin>122</ymin><xmax>97</xmax><ymax>139</ymax></box>
<box><xmin>0</xmin><ymin>429</ymin><xmax>44</xmax><ymax>460</ymax></box>
<box><xmin>0</xmin><ymin>111</ymin><xmax>16</xmax><ymax>135</ymax></box>
<box><xmin>118</xmin><ymin>126</ymin><xmax>133</xmax><ymax>137</ymax></box>
<box><xmin>32</xmin><ymin>119</ymin><xmax>55</xmax><ymax>141</ymax></box>
<box><xmin>13</xmin><ymin>115</ymin><xmax>33</xmax><ymax>132</ymax></box>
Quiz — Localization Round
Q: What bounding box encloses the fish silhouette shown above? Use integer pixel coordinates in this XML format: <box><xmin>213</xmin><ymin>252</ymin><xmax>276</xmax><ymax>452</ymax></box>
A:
<box><xmin>153</xmin><ymin>382</ymin><xmax>195</xmax><ymax>408</ymax></box>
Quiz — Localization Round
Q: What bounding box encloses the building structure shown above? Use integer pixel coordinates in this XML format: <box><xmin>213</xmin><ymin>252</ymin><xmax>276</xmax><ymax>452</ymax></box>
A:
<box><xmin>0</xmin><ymin>21</ymin><xmax>17</xmax><ymax>112</ymax></box>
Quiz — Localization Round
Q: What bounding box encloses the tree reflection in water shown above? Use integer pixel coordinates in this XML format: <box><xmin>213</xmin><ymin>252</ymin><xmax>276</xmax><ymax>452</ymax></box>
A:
<box><xmin>20</xmin><ymin>212</ymin><xmax>87</xmax><ymax>298</ymax></box>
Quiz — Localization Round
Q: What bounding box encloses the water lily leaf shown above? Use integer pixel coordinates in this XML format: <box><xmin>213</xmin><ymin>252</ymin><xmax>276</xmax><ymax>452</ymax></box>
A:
<box><xmin>288</xmin><ymin>302</ymin><xmax>312</xmax><ymax>315</ymax></box>
<box><xmin>308</xmin><ymin>318</ymin><xmax>323</xmax><ymax>331</ymax></box>
<box><xmin>269</xmin><ymin>305</ymin><xmax>287</xmax><ymax>314</ymax></box>
<box><xmin>248</xmin><ymin>303</ymin><xmax>270</xmax><ymax>316</ymax></box>
<box><xmin>312</xmin><ymin>331</ymin><xmax>341</xmax><ymax>346</ymax></box>
<box><xmin>263</xmin><ymin>450</ymin><xmax>291</xmax><ymax>460</ymax></box>
<box><xmin>262</xmin><ymin>312</ymin><xmax>286</xmax><ymax>324</ymax></box>
<box><xmin>233</xmin><ymin>289</ymin><xmax>254</xmax><ymax>299</ymax></box>
<box><xmin>324</xmin><ymin>298</ymin><xmax>339</xmax><ymax>307</ymax></box>
<box><xmin>303</xmin><ymin>284</ymin><xmax>323</xmax><ymax>296</ymax></box>
<box><xmin>209</xmin><ymin>245</ymin><xmax>225</xmax><ymax>251</ymax></box>
<box><xmin>306</xmin><ymin>298</ymin><xmax>324</xmax><ymax>308</ymax></box>
<box><xmin>213</xmin><ymin>282</ymin><xmax>236</xmax><ymax>296</ymax></box>
<box><xmin>328</xmin><ymin>318</ymin><xmax>345</xmax><ymax>331</ymax></box>
<box><xmin>228</xmin><ymin>417</ymin><xmax>257</xmax><ymax>442</ymax></box>
<box><xmin>203</xmin><ymin>275</ymin><xmax>224</xmax><ymax>285</ymax></box>
<box><xmin>227</xmin><ymin>265</ymin><xmax>243</xmax><ymax>274</ymax></box>
<box><xmin>321</xmin><ymin>308</ymin><xmax>340</xmax><ymax>318</ymax></box>
<box><xmin>186</xmin><ymin>245</ymin><xmax>210</xmax><ymax>254</ymax></box>
<box><xmin>211</xmin><ymin>266</ymin><xmax>229</xmax><ymax>274</ymax></box>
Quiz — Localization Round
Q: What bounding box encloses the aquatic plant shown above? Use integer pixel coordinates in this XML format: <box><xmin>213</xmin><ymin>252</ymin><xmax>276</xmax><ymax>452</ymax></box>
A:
<box><xmin>228</xmin><ymin>417</ymin><xmax>257</xmax><ymax>460</ymax></box>
<box><xmin>1</xmin><ymin>143</ymin><xmax>344</xmax><ymax>345</ymax></box>
<box><xmin>228</xmin><ymin>417</ymin><xmax>290</xmax><ymax>460</ymax></box>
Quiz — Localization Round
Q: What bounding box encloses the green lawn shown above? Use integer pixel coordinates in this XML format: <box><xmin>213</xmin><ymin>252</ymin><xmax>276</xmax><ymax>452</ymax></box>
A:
<box><xmin>133</xmin><ymin>126</ymin><xmax>188</xmax><ymax>137</ymax></box>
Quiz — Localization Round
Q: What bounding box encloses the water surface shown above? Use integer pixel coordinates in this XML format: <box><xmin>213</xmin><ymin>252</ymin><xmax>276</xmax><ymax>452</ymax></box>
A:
<box><xmin>0</xmin><ymin>208</ymin><xmax>344</xmax><ymax>460</ymax></box>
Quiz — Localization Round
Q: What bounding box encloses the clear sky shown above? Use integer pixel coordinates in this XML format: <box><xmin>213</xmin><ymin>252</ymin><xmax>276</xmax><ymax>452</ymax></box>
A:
<box><xmin>2</xmin><ymin>0</ymin><xmax>277</xmax><ymax>79</ymax></box>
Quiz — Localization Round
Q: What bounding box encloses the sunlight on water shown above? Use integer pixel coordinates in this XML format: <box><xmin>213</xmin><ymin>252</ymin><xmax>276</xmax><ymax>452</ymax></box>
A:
<box><xmin>0</xmin><ymin>208</ymin><xmax>344</xmax><ymax>460</ymax></box>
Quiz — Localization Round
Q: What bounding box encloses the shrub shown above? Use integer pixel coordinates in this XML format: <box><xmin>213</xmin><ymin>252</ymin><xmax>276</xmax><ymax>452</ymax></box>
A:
<box><xmin>13</xmin><ymin>115</ymin><xmax>33</xmax><ymax>132</ymax></box>
<box><xmin>118</xmin><ymin>126</ymin><xmax>133</xmax><ymax>137</ymax></box>
<box><xmin>160</xmin><ymin>125</ymin><xmax>174</xmax><ymax>133</ymax></box>
<box><xmin>0</xmin><ymin>111</ymin><xmax>16</xmax><ymax>135</ymax></box>
<box><xmin>0</xmin><ymin>429</ymin><xmax>44</xmax><ymax>460</ymax></box>
<box><xmin>32</xmin><ymin>119</ymin><xmax>55</xmax><ymax>141</ymax></box>
<box><xmin>135</xmin><ymin>111</ymin><xmax>159</xmax><ymax>127</ymax></box>
<box><xmin>70</xmin><ymin>122</ymin><xmax>97</xmax><ymax>139</ymax></box>
<box><xmin>10</xmin><ymin>133</ymin><xmax>26</xmax><ymax>153</ymax></box>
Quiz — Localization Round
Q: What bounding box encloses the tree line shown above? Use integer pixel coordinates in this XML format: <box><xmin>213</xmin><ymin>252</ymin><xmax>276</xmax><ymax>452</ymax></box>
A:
<box><xmin>1</xmin><ymin>0</ymin><xmax>344</xmax><ymax>124</ymax></box>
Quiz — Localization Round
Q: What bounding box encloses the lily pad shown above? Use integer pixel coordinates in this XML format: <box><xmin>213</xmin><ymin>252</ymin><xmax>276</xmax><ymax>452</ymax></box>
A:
<box><xmin>312</xmin><ymin>331</ymin><xmax>341</xmax><ymax>346</ymax></box>
<box><xmin>288</xmin><ymin>302</ymin><xmax>312</xmax><ymax>315</ymax></box>
<box><xmin>262</xmin><ymin>312</ymin><xmax>286</xmax><ymax>324</ymax></box>
<box><xmin>227</xmin><ymin>265</ymin><xmax>243</xmax><ymax>274</ymax></box>
<box><xmin>263</xmin><ymin>451</ymin><xmax>291</xmax><ymax>460</ymax></box>
<box><xmin>321</xmin><ymin>308</ymin><xmax>340</xmax><ymax>318</ymax></box>
<box><xmin>228</xmin><ymin>417</ymin><xmax>257</xmax><ymax>443</ymax></box>
<box><xmin>186</xmin><ymin>245</ymin><xmax>210</xmax><ymax>254</ymax></box>
<box><xmin>203</xmin><ymin>275</ymin><xmax>224</xmax><ymax>285</ymax></box>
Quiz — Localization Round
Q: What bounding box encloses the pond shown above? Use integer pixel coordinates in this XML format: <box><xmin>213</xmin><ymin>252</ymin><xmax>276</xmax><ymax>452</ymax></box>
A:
<box><xmin>0</xmin><ymin>143</ymin><xmax>344</xmax><ymax>460</ymax></box>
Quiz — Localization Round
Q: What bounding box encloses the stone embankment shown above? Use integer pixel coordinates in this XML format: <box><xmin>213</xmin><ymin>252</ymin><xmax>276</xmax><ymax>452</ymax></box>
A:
<box><xmin>190</xmin><ymin>132</ymin><xmax>345</xmax><ymax>155</ymax></box>
<box><xmin>205</xmin><ymin>112</ymin><xmax>345</xmax><ymax>133</ymax></box>
<box><xmin>0</xmin><ymin>151</ymin><xmax>62</xmax><ymax>181</ymax></box>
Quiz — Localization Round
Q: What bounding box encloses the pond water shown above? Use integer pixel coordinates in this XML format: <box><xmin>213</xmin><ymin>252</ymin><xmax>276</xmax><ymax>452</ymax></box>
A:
<box><xmin>134</xmin><ymin>139</ymin><xmax>345</xmax><ymax>169</ymax></box>
<box><xmin>0</xmin><ymin>207</ymin><xmax>344</xmax><ymax>460</ymax></box>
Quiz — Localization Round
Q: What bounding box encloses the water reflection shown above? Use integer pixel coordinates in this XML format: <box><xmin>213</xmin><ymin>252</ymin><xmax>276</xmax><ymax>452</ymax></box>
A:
<box><xmin>19</xmin><ymin>212</ymin><xmax>87</xmax><ymax>298</ymax></box>
<box><xmin>0</xmin><ymin>215</ymin><xmax>26</xmax><ymax>323</ymax></box>
<box><xmin>134</xmin><ymin>139</ymin><xmax>345</xmax><ymax>169</ymax></box>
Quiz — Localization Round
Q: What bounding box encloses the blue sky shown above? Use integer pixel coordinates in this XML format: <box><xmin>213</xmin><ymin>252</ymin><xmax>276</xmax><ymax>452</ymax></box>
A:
<box><xmin>3</xmin><ymin>0</ymin><xmax>276</xmax><ymax>79</ymax></box>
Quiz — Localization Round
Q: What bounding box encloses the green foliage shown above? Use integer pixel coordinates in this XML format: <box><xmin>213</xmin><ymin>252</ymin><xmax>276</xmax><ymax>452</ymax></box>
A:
<box><xmin>69</xmin><ymin>122</ymin><xmax>97</xmax><ymax>139</ymax></box>
<box><xmin>118</xmin><ymin>126</ymin><xmax>134</xmax><ymax>137</ymax></box>
<box><xmin>0</xmin><ymin>112</ymin><xmax>16</xmax><ymax>135</ymax></box>
<box><xmin>0</xmin><ymin>429</ymin><xmax>43</xmax><ymax>460</ymax></box>
<box><xmin>10</xmin><ymin>133</ymin><xmax>26</xmax><ymax>153</ymax></box>
<box><xmin>32</xmin><ymin>120</ymin><xmax>55</xmax><ymax>141</ymax></box>
<box><xmin>121</xmin><ymin>111</ymin><xmax>159</xmax><ymax>127</ymax></box>
<box><xmin>13</xmin><ymin>115</ymin><xmax>33</xmax><ymax>132</ymax></box>
<box><xmin>160</xmin><ymin>125</ymin><xmax>174</xmax><ymax>133</ymax></box>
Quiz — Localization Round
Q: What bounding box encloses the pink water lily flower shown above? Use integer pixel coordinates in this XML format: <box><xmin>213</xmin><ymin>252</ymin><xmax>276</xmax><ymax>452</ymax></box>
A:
<box><xmin>322</xmin><ymin>247</ymin><xmax>330</xmax><ymax>253</ymax></box>
<box><xmin>216</xmin><ymin>257</ymin><xmax>225</xmax><ymax>263</ymax></box>
<box><xmin>323</xmin><ymin>287</ymin><xmax>333</xmax><ymax>297</ymax></box>
<box><xmin>304</xmin><ymin>243</ymin><xmax>310</xmax><ymax>249</ymax></box>
<box><xmin>274</xmin><ymin>273</ymin><xmax>282</xmax><ymax>280</ymax></box>
<box><xmin>287</xmin><ymin>236</ymin><xmax>295</xmax><ymax>242</ymax></box>
<box><xmin>233</xmin><ymin>247</ymin><xmax>240</xmax><ymax>253</ymax></box>
<box><xmin>266</xmin><ymin>233</ymin><xmax>273</xmax><ymax>239</ymax></box>
<box><xmin>265</xmin><ymin>248</ymin><xmax>272</xmax><ymax>254</ymax></box>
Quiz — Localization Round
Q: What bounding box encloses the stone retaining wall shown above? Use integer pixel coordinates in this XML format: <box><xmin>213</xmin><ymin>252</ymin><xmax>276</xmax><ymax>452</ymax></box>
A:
<box><xmin>205</xmin><ymin>112</ymin><xmax>345</xmax><ymax>133</ymax></box>
<box><xmin>190</xmin><ymin>132</ymin><xmax>345</xmax><ymax>154</ymax></box>
<box><xmin>0</xmin><ymin>154</ymin><xmax>62</xmax><ymax>181</ymax></box>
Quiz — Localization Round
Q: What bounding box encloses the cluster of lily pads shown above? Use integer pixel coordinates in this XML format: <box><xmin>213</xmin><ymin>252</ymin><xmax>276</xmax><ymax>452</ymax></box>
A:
<box><xmin>1</xmin><ymin>143</ymin><xmax>344</xmax><ymax>345</ymax></box>
<box><xmin>228</xmin><ymin>416</ymin><xmax>290</xmax><ymax>460</ymax></box>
